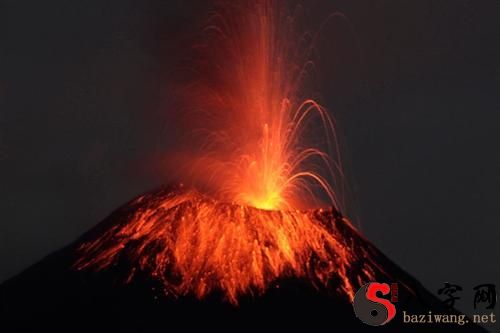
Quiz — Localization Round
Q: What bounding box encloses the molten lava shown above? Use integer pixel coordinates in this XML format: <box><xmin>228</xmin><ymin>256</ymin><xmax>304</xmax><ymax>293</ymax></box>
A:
<box><xmin>76</xmin><ymin>185</ymin><xmax>377</xmax><ymax>304</ymax></box>
<box><xmin>76</xmin><ymin>0</ymin><xmax>374</xmax><ymax>304</ymax></box>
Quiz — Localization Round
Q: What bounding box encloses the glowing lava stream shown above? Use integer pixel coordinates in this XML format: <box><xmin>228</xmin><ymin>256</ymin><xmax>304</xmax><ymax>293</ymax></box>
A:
<box><xmin>76</xmin><ymin>0</ymin><xmax>376</xmax><ymax>304</ymax></box>
<box><xmin>76</xmin><ymin>186</ymin><xmax>377</xmax><ymax>304</ymax></box>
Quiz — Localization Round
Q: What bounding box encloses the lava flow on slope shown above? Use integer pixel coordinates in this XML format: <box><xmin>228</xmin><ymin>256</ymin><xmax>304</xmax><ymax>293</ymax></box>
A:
<box><xmin>75</xmin><ymin>184</ymin><xmax>377</xmax><ymax>304</ymax></box>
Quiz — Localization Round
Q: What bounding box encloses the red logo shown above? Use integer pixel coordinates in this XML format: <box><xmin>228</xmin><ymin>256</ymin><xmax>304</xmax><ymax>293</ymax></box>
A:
<box><xmin>353</xmin><ymin>282</ymin><xmax>398</xmax><ymax>326</ymax></box>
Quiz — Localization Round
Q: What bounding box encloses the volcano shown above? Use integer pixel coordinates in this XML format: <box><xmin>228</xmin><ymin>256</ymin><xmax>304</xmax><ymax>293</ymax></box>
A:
<box><xmin>0</xmin><ymin>185</ymin><xmax>488</xmax><ymax>332</ymax></box>
<box><xmin>0</xmin><ymin>2</ymin><xmax>491</xmax><ymax>331</ymax></box>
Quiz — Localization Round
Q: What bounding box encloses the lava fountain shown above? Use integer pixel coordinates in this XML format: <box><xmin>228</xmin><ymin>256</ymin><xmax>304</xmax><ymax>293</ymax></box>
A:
<box><xmin>75</xmin><ymin>0</ymin><xmax>378</xmax><ymax>304</ymax></box>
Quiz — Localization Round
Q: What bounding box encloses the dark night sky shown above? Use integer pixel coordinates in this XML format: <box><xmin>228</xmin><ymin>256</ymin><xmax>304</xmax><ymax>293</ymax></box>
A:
<box><xmin>1</xmin><ymin>0</ymin><xmax>499</xmax><ymax>317</ymax></box>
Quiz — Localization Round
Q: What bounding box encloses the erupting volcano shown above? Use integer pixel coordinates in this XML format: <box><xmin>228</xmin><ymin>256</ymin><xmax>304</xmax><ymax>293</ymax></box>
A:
<box><xmin>75</xmin><ymin>0</ymin><xmax>363</xmax><ymax>304</ymax></box>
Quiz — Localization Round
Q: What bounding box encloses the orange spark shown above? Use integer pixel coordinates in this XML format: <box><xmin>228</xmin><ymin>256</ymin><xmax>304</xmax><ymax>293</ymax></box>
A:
<box><xmin>173</xmin><ymin>0</ymin><xmax>344</xmax><ymax>211</ymax></box>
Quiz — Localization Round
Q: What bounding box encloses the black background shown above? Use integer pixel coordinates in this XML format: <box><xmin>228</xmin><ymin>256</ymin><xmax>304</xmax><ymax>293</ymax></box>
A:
<box><xmin>1</xmin><ymin>0</ymin><xmax>499</xmax><ymax>318</ymax></box>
